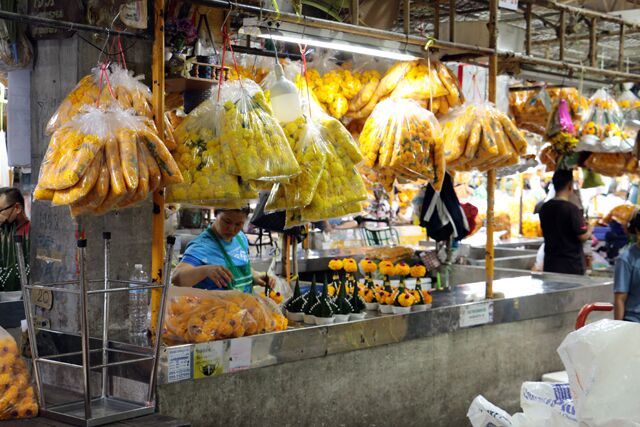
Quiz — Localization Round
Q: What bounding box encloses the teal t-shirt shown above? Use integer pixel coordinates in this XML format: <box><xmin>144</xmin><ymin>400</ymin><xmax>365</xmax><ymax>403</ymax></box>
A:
<box><xmin>182</xmin><ymin>229</ymin><xmax>250</xmax><ymax>292</ymax></box>
<box><xmin>614</xmin><ymin>244</ymin><xmax>640</xmax><ymax>322</ymax></box>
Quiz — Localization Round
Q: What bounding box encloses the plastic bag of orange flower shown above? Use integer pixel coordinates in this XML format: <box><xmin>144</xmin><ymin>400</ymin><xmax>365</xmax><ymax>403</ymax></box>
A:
<box><xmin>359</xmin><ymin>98</ymin><xmax>445</xmax><ymax>191</ymax></box>
<box><xmin>0</xmin><ymin>326</ymin><xmax>38</xmax><ymax>420</ymax></box>
<box><xmin>162</xmin><ymin>286</ymin><xmax>287</xmax><ymax>345</ymax></box>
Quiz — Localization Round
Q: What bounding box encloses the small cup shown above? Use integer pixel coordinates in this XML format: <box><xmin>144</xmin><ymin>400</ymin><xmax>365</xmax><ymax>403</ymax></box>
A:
<box><xmin>392</xmin><ymin>306</ymin><xmax>412</xmax><ymax>315</ymax></box>
<box><xmin>364</xmin><ymin>302</ymin><xmax>379</xmax><ymax>311</ymax></box>
<box><xmin>334</xmin><ymin>314</ymin><xmax>350</xmax><ymax>323</ymax></box>
<box><xmin>350</xmin><ymin>312</ymin><xmax>366</xmax><ymax>321</ymax></box>
<box><xmin>379</xmin><ymin>305</ymin><xmax>393</xmax><ymax>314</ymax></box>
<box><xmin>286</xmin><ymin>311</ymin><xmax>304</xmax><ymax>322</ymax></box>
<box><xmin>315</xmin><ymin>316</ymin><xmax>336</xmax><ymax>325</ymax></box>
<box><xmin>411</xmin><ymin>304</ymin><xmax>428</xmax><ymax>312</ymax></box>
<box><xmin>303</xmin><ymin>314</ymin><xmax>316</xmax><ymax>325</ymax></box>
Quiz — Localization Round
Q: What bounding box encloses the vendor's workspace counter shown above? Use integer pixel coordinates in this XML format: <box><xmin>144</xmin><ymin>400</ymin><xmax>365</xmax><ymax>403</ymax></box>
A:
<box><xmin>155</xmin><ymin>269</ymin><xmax>612</xmax><ymax>427</ymax></box>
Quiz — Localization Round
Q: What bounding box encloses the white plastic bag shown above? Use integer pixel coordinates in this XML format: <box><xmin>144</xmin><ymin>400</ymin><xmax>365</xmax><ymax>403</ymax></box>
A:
<box><xmin>557</xmin><ymin>319</ymin><xmax>640</xmax><ymax>427</ymax></box>
<box><xmin>519</xmin><ymin>382</ymin><xmax>577</xmax><ymax>427</ymax></box>
<box><xmin>467</xmin><ymin>395</ymin><xmax>514</xmax><ymax>427</ymax></box>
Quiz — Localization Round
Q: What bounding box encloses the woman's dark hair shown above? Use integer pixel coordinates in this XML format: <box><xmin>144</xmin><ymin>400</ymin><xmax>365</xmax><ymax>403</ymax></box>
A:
<box><xmin>629</xmin><ymin>209</ymin><xmax>640</xmax><ymax>234</ymax></box>
<box><xmin>0</xmin><ymin>187</ymin><xmax>25</xmax><ymax>208</ymax></box>
<box><xmin>214</xmin><ymin>206</ymin><xmax>251</xmax><ymax>217</ymax></box>
<box><xmin>552</xmin><ymin>169</ymin><xmax>573</xmax><ymax>192</ymax></box>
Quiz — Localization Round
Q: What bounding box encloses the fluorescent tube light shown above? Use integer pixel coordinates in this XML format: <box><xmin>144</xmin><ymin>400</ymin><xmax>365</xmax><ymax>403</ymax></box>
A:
<box><xmin>255</xmin><ymin>33</ymin><xmax>418</xmax><ymax>61</ymax></box>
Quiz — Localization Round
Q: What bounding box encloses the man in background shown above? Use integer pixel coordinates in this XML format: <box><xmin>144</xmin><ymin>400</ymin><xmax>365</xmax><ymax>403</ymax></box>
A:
<box><xmin>0</xmin><ymin>187</ymin><xmax>30</xmax><ymax>293</ymax></box>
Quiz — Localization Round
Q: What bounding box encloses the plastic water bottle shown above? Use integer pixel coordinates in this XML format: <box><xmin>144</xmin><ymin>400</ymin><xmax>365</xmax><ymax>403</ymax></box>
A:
<box><xmin>128</xmin><ymin>264</ymin><xmax>149</xmax><ymax>338</ymax></box>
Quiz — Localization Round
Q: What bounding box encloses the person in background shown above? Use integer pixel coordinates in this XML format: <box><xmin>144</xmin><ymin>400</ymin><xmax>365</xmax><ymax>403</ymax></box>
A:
<box><xmin>539</xmin><ymin>170</ymin><xmax>591</xmax><ymax>275</ymax></box>
<box><xmin>614</xmin><ymin>211</ymin><xmax>640</xmax><ymax>322</ymax></box>
<box><xmin>172</xmin><ymin>207</ymin><xmax>275</xmax><ymax>292</ymax></box>
<box><xmin>0</xmin><ymin>188</ymin><xmax>30</xmax><ymax>293</ymax></box>
<box><xmin>0</xmin><ymin>187</ymin><xmax>30</xmax><ymax>238</ymax></box>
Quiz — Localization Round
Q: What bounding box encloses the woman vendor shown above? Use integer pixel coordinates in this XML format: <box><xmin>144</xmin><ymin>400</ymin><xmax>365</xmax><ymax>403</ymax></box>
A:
<box><xmin>172</xmin><ymin>207</ymin><xmax>275</xmax><ymax>292</ymax></box>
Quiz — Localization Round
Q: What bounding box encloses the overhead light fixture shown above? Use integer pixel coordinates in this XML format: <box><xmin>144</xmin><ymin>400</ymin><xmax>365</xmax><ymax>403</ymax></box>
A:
<box><xmin>239</xmin><ymin>18</ymin><xmax>420</xmax><ymax>62</ymax></box>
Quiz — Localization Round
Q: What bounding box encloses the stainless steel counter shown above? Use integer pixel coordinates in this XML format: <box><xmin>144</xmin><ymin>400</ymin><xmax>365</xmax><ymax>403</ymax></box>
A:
<box><xmin>157</xmin><ymin>270</ymin><xmax>612</xmax><ymax>385</ymax></box>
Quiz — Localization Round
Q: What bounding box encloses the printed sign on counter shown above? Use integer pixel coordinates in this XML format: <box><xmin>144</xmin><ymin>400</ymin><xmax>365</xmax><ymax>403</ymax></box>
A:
<box><xmin>229</xmin><ymin>337</ymin><xmax>252</xmax><ymax>372</ymax></box>
<box><xmin>459</xmin><ymin>301</ymin><xmax>494</xmax><ymax>328</ymax></box>
<box><xmin>194</xmin><ymin>341</ymin><xmax>224</xmax><ymax>379</ymax></box>
<box><xmin>167</xmin><ymin>346</ymin><xmax>192</xmax><ymax>383</ymax></box>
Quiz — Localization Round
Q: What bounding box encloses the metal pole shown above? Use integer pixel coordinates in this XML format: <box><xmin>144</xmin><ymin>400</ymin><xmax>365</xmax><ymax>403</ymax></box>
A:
<box><xmin>150</xmin><ymin>0</ymin><xmax>166</xmax><ymax>336</ymax></box>
<box><xmin>589</xmin><ymin>17</ymin><xmax>597</xmax><ymax>68</ymax></box>
<box><xmin>403</xmin><ymin>0</ymin><xmax>410</xmax><ymax>36</ymax></box>
<box><xmin>525</xmin><ymin>2</ymin><xmax>532</xmax><ymax>56</ymax></box>
<box><xmin>558</xmin><ymin>10</ymin><xmax>565</xmax><ymax>61</ymax></box>
<box><xmin>619</xmin><ymin>24</ymin><xmax>625</xmax><ymax>72</ymax></box>
<box><xmin>78</xmin><ymin>239</ymin><xmax>92</xmax><ymax>420</ymax></box>
<box><xmin>351</xmin><ymin>0</ymin><xmax>359</xmax><ymax>25</ymax></box>
<box><xmin>15</xmin><ymin>236</ymin><xmax>44</xmax><ymax>408</ymax></box>
<box><xmin>292</xmin><ymin>236</ymin><xmax>298</xmax><ymax>280</ymax></box>
<box><xmin>448</xmin><ymin>0</ymin><xmax>455</xmax><ymax>42</ymax></box>
<box><xmin>101</xmin><ymin>232</ymin><xmax>111</xmax><ymax>399</ymax></box>
<box><xmin>147</xmin><ymin>236</ymin><xmax>175</xmax><ymax>403</ymax></box>
<box><xmin>0</xmin><ymin>10</ymin><xmax>151</xmax><ymax>39</ymax></box>
<box><xmin>434</xmin><ymin>0</ymin><xmax>440</xmax><ymax>39</ymax></box>
<box><xmin>486</xmin><ymin>0</ymin><xmax>498</xmax><ymax>300</ymax></box>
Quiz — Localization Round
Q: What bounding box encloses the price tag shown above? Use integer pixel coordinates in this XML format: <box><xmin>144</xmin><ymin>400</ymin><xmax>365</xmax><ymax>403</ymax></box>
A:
<box><xmin>499</xmin><ymin>0</ymin><xmax>519</xmax><ymax>10</ymax></box>
<box><xmin>167</xmin><ymin>346</ymin><xmax>192</xmax><ymax>383</ymax></box>
<box><xmin>32</xmin><ymin>289</ymin><xmax>53</xmax><ymax>310</ymax></box>
<box><xmin>33</xmin><ymin>316</ymin><xmax>50</xmax><ymax>330</ymax></box>
<box><xmin>193</xmin><ymin>341</ymin><xmax>224</xmax><ymax>379</ymax></box>
<box><xmin>459</xmin><ymin>301</ymin><xmax>494</xmax><ymax>328</ymax></box>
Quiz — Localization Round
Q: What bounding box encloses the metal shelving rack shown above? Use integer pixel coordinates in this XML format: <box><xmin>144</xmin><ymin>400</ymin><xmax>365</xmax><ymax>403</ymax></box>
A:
<box><xmin>15</xmin><ymin>233</ymin><xmax>176</xmax><ymax>427</ymax></box>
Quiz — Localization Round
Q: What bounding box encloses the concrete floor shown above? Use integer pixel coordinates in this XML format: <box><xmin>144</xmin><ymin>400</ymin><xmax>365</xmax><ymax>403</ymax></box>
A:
<box><xmin>158</xmin><ymin>310</ymin><xmax>593</xmax><ymax>427</ymax></box>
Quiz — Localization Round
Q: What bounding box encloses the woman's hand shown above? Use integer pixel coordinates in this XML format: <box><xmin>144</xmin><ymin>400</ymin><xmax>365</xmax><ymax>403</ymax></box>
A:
<box><xmin>207</xmin><ymin>265</ymin><xmax>233</xmax><ymax>289</ymax></box>
<box><xmin>253</xmin><ymin>271</ymin><xmax>276</xmax><ymax>288</ymax></box>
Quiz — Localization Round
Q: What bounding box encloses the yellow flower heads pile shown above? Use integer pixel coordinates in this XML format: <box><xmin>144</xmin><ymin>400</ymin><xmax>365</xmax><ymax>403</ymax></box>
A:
<box><xmin>304</xmin><ymin>67</ymin><xmax>375</xmax><ymax>120</ymax></box>
<box><xmin>219</xmin><ymin>80</ymin><xmax>300</xmax><ymax>182</ymax></box>
<box><xmin>266</xmin><ymin>116</ymin><xmax>328</xmax><ymax>211</ymax></box>
<box><xmin>359</xmin><ymin>99</ymin><xmax>445</xmax><ymax>191</ymax></box>
<box><xmin>285</xmin><ymin>114</ymin><xmax>367</xmax><ymax>227</ymax></box>
<box><xmin>360</xmin><ymin>258</ymin><xmax>378</xmax><ymax>274</ymax></box>
<box><xmin>167</xmin><ymin>99</ymin><xmax>257</xmax><ymax>207</ymax></box>
<box><xmin>328</xmin><ymin>259</ymin><xmax>344</xmax><ymax>271</ymax></box>
<box><xmin>0</xmin><ymin>333</ymin><xmax>38</xmax><ymax>420</ymax></box>
<box><xmin>163</xmin><ymin>290</ymin><xmax>287</xmax><ymax>345</ymax></box>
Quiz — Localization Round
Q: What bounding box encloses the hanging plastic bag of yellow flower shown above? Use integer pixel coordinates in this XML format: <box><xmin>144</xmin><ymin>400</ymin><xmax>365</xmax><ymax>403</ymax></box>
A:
<box><xmin>359</xmin><ymin>98</ymin><xmax>443</xmax><ymax>187</ymax></box>
<box><xmin>166</xmin><ymin>98</ymin><xmax>258</xmax><ymax>205</ymax></box>
<box><xmin>286</xmin><ymin>122</ymin><xmax>367</xmax><ymax>227</ymax></box>
<box><xmin>266</xmin><ymin>115</ymin><xmax>329</xmax><ymax>211</ymax></box>
<box><xmin>218</xmin><ymin>79</ymin><xmax>301</xmax><ymax>182</ymax></box>
<box><xmin>35</xmin><ymin>106</ymin><xmax>183</xmax><ymax>215</ymax></box>
<box><xmin>46</xmin><ymin>64</ymin><xmax>153</xmax><ymax>135</ymax></box>
<box><xmin>577</xmin><ymin>89</ymin><xmax>635</xmax><ymax>153</ymax></box>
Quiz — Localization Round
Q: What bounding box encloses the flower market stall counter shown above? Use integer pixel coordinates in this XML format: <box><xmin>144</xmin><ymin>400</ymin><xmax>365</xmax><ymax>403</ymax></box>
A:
<box><xmin>156</xmin><ymin>272</ymin><xmax>611</xmax><ymax>385</ymax></box>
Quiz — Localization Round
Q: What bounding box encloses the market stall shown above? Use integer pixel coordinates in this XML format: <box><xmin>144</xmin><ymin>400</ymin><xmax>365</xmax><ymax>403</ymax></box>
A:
<box><xmin>4</xmin><ymin>0</ymin><xmax>640</xmax><ymax>426</ymax></box>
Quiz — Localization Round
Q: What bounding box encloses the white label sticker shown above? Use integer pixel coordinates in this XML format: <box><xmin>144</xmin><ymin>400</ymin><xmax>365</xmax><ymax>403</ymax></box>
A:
<box><xmin>460</xmin><ymin>301</ymin><xmax>494</xmax><ymax>328</ymax></box>
<box><xmin>167</xmin><ymin>346</ymin><xmax>192</xmax><ymax>383</ymax></box>
<box><xmin>229</xmin><ymin>337</ymin><xmax>252</xmax><ymax>372</ymax></box>
<box><xmin>499</xmin><ymin>0</ymin><xmax>518</xmax><ymax>10</ymax></box>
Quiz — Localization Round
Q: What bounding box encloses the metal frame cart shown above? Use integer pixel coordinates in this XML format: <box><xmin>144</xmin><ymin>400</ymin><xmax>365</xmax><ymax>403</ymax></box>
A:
<box><xmin>15</xmin><ymin>233</ymin><xmax>176</xmax><ymax>427</ymax></box>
